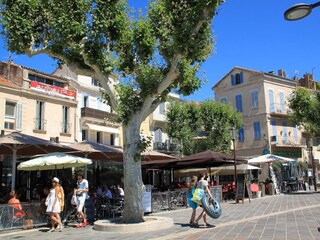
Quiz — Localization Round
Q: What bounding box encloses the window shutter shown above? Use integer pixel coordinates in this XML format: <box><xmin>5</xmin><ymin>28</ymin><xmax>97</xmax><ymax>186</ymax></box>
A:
<box><xmin>231</xmin><ymin>74</ymin><xmax>235</xmax><ymax>86</ymax></box>
<box><xmin>236</xmin><ymin>95</ymin><xmax>243</xmax><ymax>112</ymax></box>
<box><xmin>240</xmin><ymin>72</ymin><xmax>244</xmax><ymax>84</ymax></box>
<box><xmin>254</xmin><ymin>122</ymin><xmax>261</xmax><ymax>140</ymax></box>
<box><xmin>238</xmin><ymin>127</ymin><xmax>244</xmax><ymax>142</ymax></box>
<box><xmin>269</xmin><ymin>90</ymin><xmax>274</xmax><ymax>112</ymax></box>
<box><xmin>293</xmin><ymin>123</ymin><xmax>298</xmax><ymax>141</ymax></box>
<box><xmin>16</xmin><ymin>103</ymin><xmax>23</xmax><ymax>130</ymax></box>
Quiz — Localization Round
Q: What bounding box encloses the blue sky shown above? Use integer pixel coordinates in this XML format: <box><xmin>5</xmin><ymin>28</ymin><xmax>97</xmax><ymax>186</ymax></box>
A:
<box><xmin>1</xmin><ymin>0</ymin><xmax>319</xmax><ymax>102</ymax></box>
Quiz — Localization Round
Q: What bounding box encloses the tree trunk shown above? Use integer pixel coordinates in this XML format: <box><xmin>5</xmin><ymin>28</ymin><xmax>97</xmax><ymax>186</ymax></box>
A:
<box><xmin>122</xmin><ymin>117</ymin><xmax>144</xmax><ymax>223</ymax></box>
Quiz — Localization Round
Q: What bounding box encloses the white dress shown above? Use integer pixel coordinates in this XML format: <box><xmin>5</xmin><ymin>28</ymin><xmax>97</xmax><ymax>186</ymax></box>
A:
<box><xmin>46</xmin><ymin>188</ymin><xmax>61</xmax><ymax>213</ymax></box>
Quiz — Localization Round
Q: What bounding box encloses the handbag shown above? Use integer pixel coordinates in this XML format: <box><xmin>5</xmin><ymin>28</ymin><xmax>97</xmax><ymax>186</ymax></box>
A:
<box><xmin>192</xmin><ymin>188</ymin><xmax>204</xmax><ymax>205</ymax></box>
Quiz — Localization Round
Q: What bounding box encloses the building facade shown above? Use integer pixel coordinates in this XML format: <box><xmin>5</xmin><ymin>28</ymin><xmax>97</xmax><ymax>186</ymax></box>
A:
<box><xmin>213</xmin><ymin>66</ymin><xmax>320</xmax><ymax>183</ymax></box>
<box><xmin>0</xmin><ymin>61</ymin><xmax>77</xmax><ymax>193</ymax></box>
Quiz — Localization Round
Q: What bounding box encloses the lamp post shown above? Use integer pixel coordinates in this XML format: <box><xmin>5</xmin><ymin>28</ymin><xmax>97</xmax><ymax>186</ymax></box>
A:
<box><xmin>307</xmin><ymin>138</ymin><xmax>317</xmax><ymax>191</ymax></box>
<box><xmin>284</xmin><ymin>1</ymin><xmax>320</xmax><ymax>21</ymax></box>
<box><xmin>230</xmin><ymin>127</ymin><xmax>238</xmax><ymax>196</ymax></box>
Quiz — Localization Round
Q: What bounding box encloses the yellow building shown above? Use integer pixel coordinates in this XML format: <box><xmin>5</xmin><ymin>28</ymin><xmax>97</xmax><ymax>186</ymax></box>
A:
<box><xmin>213</xmin><ymin>66</ymin><xmax>320</xmax><ymax>183</ymax></box>
<box><xmin>0</xmin><ymin>61</ymin><xmax>77</xmax><ymax>193</ymax></box>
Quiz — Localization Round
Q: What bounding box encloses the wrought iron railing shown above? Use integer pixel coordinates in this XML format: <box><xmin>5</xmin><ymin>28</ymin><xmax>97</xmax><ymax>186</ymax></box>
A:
<box><xmin>34</xmin><ymin>118</ymin><xmax>47</xmax><ymax>131</ymax></box>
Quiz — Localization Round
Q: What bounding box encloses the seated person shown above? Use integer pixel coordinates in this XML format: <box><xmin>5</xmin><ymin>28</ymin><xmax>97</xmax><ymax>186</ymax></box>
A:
<box><xmin>114</xmin><ymin>184</ymin><xmax>124</xmax><ymax>199</ymax></box>
<box><xmin>8</xmin><ymin>191</ymin><xmax>24</xmax><ymax>218</ymax></box>
<box><xmin>104</xmin><ymin>185</ymin><xmax>113</xmax><ymax>199</ymax></box>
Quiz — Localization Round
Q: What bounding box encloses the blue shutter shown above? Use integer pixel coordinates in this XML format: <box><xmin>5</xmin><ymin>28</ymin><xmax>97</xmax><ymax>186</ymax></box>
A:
<box><xmin>240</xmin><ymin>72</ymin><xmax>244</xmax><ymax>84</ymax></box>
<box><xmin>269</xmin><ymin>90</ymin><xmax>274</xmax><ymax>112</ymax></box>
<box><xmin>279</xmin><ymin>92</ymin><xmax>285</xmax><ymax>112</ymax></box>
<box><xmin>254</xmin><ymin>122</ymin><xmax>261</xmax><ymax>140</ymax></box>
<box><xmin>231</xmin><ymin>74</ymin><xmax>235</xmax><ymax>86</ymax></box>
<box><xmin>238</xmin><ymin>127</ymin><xmax>244</xmax><ymax>142</ymax></box>
<box><xmin>235</xmin><ymin>95</ymin><xmax>242</xmax><ymax>112</ymax></box>
<box><xmin>271</xmin><ymin>120</ymin><xmax>277</xmax><ymax>136</ymax></box>
<box><xmin>16</xmin><ymin>103</ymin><xmax>22</xmax><ymax>130</ymax></box>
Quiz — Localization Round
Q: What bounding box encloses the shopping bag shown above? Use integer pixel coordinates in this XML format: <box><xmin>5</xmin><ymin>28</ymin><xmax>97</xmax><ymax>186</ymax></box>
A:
<box><xmin>23</xmin><ymin>219</ymin><xmax>33</xmax><ymax>230</ymax></box>
<box><xmin>192</xmin><ymin>188</ymin><xmax>204</xmax><ymax>205</ymax></box>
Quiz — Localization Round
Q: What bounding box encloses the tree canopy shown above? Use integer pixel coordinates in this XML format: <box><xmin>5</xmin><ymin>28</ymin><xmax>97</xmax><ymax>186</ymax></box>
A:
<box><xmin>166</xmin><ymin>100</ymin><xmax>242</xmax><ymax>155</ymax></box>
<box><xmin>288</xmin><ymin>87</ymin><xmax>320</xmax><ymax>136</ymax></box>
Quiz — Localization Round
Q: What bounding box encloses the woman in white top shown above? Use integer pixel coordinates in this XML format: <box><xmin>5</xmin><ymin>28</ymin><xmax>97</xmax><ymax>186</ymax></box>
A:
<box><xmin>194</xmin><ymin>174</ymin><xmax>213</xmax><ymax>227</ymax></box>
<box><xmin>46</xmin><ymin>177</ymin><xmax>63</xmax><ymax>232</ymax></box>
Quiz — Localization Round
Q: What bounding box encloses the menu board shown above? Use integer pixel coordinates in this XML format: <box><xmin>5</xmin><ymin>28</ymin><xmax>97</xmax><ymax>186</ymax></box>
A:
<box><xmin>236</xmin><ymin>180</ymin><xmax>245</xmax><ymax>202</ymax></box>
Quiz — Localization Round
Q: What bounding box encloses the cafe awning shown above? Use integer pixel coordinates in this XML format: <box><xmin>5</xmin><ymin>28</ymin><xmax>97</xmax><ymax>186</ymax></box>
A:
<box><xmin>86</xmin><ymin>123</ymin><xmax>119</xmax><ymax>134</ymax></box>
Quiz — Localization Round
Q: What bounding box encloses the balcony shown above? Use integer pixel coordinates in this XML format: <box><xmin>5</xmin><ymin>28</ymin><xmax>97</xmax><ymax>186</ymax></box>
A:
<box><xmin>270</xmin><ymin>135</ymin><xmax>306</xmax><ymax>147</ymax></box>
<box><xmin>153</xmin><ymin>141</ymin><xmax>178</xmax><ymax>153</ymax></box>
<box><xmin>61</xmin><ymin>122</ymin><xmax>71</xmax><ymax>134</ymax></box>
<box><xmin>270</xmin><ymin>103</ymin><xmax>292</xmax><ymax>116</ymax></box>
<box><xmin>81</xmin><ymin>107</ymin><xmax>119</xmax><ymax>123</ymax></box>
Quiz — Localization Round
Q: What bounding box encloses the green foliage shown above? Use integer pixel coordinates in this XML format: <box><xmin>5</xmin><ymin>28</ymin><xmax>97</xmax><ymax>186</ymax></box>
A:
<box><xmin>134</xmin><ymin>135</ymin><xmax>152</xmax><ymax>162</ymax></box>
<box><xmin>296</xmin><ymin>161</ymin><xmax>308</xmax><ymax>171</ymax></box>
<box><xmin>0</xmin><ymin>0</ymin><xmax>224</xmax><ymax>125</ymax></box>
<box><xmin>166</xmin><ymin>100</ymin><xmax>242</xmax><ymax>155</ymax></box>
<box><xmin>288</xmin><ymin>87</ymin><xmax>320</xmax><ymax>136</ymax></box>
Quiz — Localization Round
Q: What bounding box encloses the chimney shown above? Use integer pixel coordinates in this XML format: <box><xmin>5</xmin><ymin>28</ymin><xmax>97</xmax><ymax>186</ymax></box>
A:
<box><xmin>278</xmin><ymin>69</ymin><xmax>287</xmax><ymax>78</ymax></box>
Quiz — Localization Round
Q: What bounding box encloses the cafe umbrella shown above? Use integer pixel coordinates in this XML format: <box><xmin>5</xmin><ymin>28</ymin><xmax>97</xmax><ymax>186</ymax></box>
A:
<box><xmin>17</xmin><ymin>152</ymin><xmax>92</xmax><ymax>171</ymax></box>
<box><xmin>0</xmin><ymin>132</ymin><xmax>73</xmax><ymax>191</ymax></box>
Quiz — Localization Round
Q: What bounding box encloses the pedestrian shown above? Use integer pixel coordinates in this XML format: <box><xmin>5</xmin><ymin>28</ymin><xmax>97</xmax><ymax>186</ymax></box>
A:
<box><xmin>194</xmin><ymin>174</ymin><xmax>213</xmax><ymax>227</ymax></box>
<box><xmin>75</xmin><ymin>172</ymin><xmax>89</xmax><ymax>228</ymax></box>
<box><xmin>187</xmin><ymin>176</ymin><xmax>198</xmax><ymax>226</ymax></box>
<box><xmin>46</xmin><ymin>177</ymin><xmax>63</xmax><ymax>232</ymax></box>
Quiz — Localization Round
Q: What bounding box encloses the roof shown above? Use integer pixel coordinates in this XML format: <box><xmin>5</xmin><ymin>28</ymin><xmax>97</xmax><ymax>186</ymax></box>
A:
<box><xmin>0</xmin><ymin>75</ymin><xmax>19</xmax><ymax>88</ymax></box>
<box><xmin>212</xmin><ymin>66</ymin><xmax>296</xmax><ymax>90</ymax></box>
<box><xmin>0</xmin><ymin>61</ymin><xmax>70</xmax><ymax>83</ymax></box>
<box><xmin>212</xmin><ymin>66</ymin><xmax>262</xmax><ymax>89</ymax></box>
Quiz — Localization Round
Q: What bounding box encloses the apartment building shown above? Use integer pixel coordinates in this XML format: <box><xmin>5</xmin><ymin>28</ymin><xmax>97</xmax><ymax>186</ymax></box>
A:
<box><xmin>213</xmin><ymin>66</ymin><xmax>320</xmax><ymax>182</ymax></box>
<box><xmin>0</xmin><ymin>61</ymin><xmax>77</xmax><ymax>192</ymax></box>
<box><xmin>53</xmin><ymin>65</ymin><xmax>121</xmax><ymax>147</ymax></box>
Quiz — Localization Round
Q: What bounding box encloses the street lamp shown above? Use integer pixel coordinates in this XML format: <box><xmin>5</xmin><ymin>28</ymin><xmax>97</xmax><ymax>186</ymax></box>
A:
<box><xmin>230</xmin><ymin>127</ymin><xmax>238</xmax><ymax>198</ymax></box>
<box><xmin>284</xmin><ymin>2</ymin><xmax>320</xmax><ymax>21</ymax></box>
<box><xmin>307</xmin><ymin>138</ymin><xmax>317</xmax><ymax>191</ymax></box>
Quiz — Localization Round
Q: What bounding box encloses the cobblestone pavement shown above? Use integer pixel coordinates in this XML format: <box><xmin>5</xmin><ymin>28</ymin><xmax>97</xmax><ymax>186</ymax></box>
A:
<box><xmin>1</xmin><ymin>192</ymin><xmax>320</xmax><ymax>240</ymax></box>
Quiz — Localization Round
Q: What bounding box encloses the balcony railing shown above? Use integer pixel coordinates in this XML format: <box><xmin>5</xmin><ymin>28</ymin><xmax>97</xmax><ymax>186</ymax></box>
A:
<box><xmin>81</xmin><ymin>107</ymin><xmax>118</xmax><ymax>123</ymax></box>
<box><xmin>33</xmin><ymin>118</ymin><xmax>46</xmax><ymax>131</ymax></box>
<box><xmin>270</xmin><ymin>135</ymin><xmax>306</xmax><ymax>146</ymax></box>
<box><xmin>270</xmin><ymin>103</ymin><xmax>292</xmax><ymax>115</ymax></box>
<box><xmin>153</xmin><ymin>141</ymin><xmax>178</xmax><ymax>152</ymax></box>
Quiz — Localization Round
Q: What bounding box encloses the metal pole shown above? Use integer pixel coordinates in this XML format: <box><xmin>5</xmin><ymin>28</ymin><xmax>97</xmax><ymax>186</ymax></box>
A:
<box><xmin>233</xmin><ymin>139</ymin><xmax>237</xmax><ymax>194</ymax></box>
<box><xmin>311</xmin><ymin>146</ymin><xmax>317</xmax><ymax>191</ymax></box>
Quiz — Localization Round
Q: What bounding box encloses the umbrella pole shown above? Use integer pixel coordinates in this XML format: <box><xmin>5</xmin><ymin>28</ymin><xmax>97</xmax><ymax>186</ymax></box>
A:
<box><xmin>11</xmin><ymin>146</ymin><xmax>17</xmax><ymax>191</ymax></box>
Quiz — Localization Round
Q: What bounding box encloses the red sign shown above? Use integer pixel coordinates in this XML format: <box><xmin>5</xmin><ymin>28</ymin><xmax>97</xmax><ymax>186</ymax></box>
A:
<box><xmin>30</xmin><ymin>81</ymin><xmax>76</xmax><ymax>98</ymax></box>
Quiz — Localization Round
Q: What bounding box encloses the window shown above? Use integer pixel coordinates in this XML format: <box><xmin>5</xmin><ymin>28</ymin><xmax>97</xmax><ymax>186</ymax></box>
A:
<box><xmin>251</xmin><ymin>90</ymin><xmax>259</xmax><ymax>109</ymax></box>
<box><xmin>235</xmin><ymin>94</ymin><xmax>243</xmax><ymax>112</ymax></box>
<box><xmin>238</xmin><ymin>127</ymin><xmax>245</xmax><ymax>142</ymax></box>
<box><xmin>269</xmin><ymin>89</ymin><xmax>274</xmax><ymax>112</ymax></box>
<box><xmin>82</xmin><ymin>130</ymin><xmax>87</xmax><ymax>141</ymax></box>
<box><xmin>220</xmin><ymin>97</ymin><xmax>227</xmax><ymax>104</ymax></box>
<box><xmin>91</xmin><ymin>79</ymin><xmax>101</xmax><ymax>87</ymax></box>
<box><xmin>28</xmin><ymin>74</ymin><xmax>64</xmax><ymax>88</ymax></box>
<box><xmin>293</xmin><ymin>123</ymin><xmax>298</xmax><ymax>141</ymax></box>
<box><xmin>282</xmin><ymin>121</ymin><xmax>288</xmax><ymax>144</ymax></box>
<box><xmin>253</xmin><ymin>121</ymin><xmax>261</xmax><ymax>140</ymax></box>
<box><xmin>35</xmin><ymin>101</ymin><xmax>45</xmax><ymax>130</ymax></box>
<box><xmin>61</xmin><ymin>106</ymin><xmax>70</xmax><ymax>133</ymax></box>
<box><xmin>110</xmin><ymin>133</ymin><xmax>115</xmax><ymax>146</ymax></box>
<box><xmin>5</xmin><ymin>101</ymin><xmax>16</xmax><ymax>117</ymax></box>
<box><xmin>4</xmin><ymin>101</ymin><xmax>22</xmax><ymax>130</ymax></box>
<box><xmin>97</xmin><ymin>131</ymin><xmax>102</xmax><ymax>143</ymax></box>
<box><xmin>83</xmin><ymin>96</ymin><xmax>88</xmax><ymax>108</ymax></box>
<box><xmin>231</xmin><ymin>72</ymin><xmax>244</xmax><ymax>86</ymax></box>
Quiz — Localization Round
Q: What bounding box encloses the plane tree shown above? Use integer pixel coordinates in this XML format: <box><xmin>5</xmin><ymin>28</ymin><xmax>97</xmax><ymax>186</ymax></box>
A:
<box><xmin>0</xmin><ymin>0</ymin><xmax>224</xmax><ymax>223</ymax></box>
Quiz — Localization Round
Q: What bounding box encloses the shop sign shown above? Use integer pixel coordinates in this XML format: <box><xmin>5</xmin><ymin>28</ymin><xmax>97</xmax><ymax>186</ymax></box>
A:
<box><xmin>30</xmin><ymin>81</ymin><xmax>76</xmax><ymax>99</ymax></box>
<box><xmin>273</xmin><ymin>150</ymin><xmax>302</xmax><ymax>158</ymax></box>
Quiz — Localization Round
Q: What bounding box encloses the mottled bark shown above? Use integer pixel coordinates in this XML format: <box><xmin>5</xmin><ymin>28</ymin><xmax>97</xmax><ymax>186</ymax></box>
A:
<box><xmin>122</xmin><ymin>117</ymin><xmax>144</xmax><ymax>223</ymax></box>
